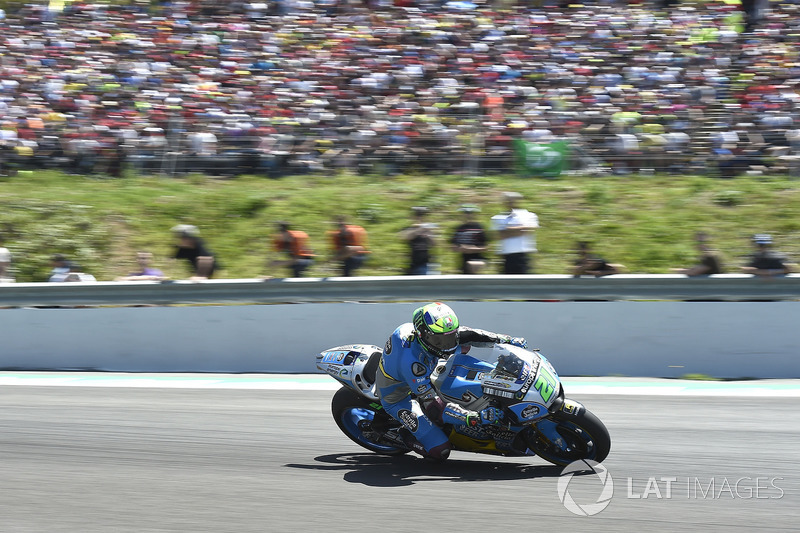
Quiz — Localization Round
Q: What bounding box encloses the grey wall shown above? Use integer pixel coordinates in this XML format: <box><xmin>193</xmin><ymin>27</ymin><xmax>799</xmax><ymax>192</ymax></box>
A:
<box><xmin>2</xmin><ymin>301</ymin><xmax>798</xmax><ymax>378</ymax></box>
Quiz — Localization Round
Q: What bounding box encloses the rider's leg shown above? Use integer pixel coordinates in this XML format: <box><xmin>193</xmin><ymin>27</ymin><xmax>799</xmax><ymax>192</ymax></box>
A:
<box><xmin>382</xmin><ymin>396</ymin><xmax>452</xmax><ymax>460</ymax></box>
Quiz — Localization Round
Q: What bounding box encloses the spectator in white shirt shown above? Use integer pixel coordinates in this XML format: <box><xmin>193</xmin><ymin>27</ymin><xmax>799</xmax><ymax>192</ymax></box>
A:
<box><xmin>0</xmin><ymin>233</ymin><xmax>12</xmax><ymax>282</ymax></box>
<box><xmin>490</xmin><ymin>191</ymin><xmax>539</xmax><ymax>274</ymax></box>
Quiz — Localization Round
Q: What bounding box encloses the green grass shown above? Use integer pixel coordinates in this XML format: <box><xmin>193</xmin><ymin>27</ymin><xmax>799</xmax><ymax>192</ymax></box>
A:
<box><xmin>679</xmin><ymin>374</ymin><xmax>724</xmax><ymax>381</ymax></box>
<box><xmin>1</xmin><ymin>170</ymin><xmax>799</xmax><ymax>282</ymax></box>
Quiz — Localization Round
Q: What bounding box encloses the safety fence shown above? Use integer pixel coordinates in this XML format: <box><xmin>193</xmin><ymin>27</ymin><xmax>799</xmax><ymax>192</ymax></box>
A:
<box><xmin>1</xmin><ymin>274</ymin><xmax>799</xmax><ymax>308</ymax></box>
<box><xmin>4</xmin><ymin>118</ymin><xmax>800</xmax><ymax>179</ymax></box>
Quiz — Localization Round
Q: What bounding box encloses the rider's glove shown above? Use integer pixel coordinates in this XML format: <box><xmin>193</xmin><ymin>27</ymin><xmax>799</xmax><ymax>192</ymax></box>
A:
<box><xmin>507</xmin><ymin>337</ymin><xmax>527</xmax><ymax>349</ymax></box>
<box><xmin>466</xmin><ymin>407</ymin><xmax>504</xmax><ymax>427</ymax></box>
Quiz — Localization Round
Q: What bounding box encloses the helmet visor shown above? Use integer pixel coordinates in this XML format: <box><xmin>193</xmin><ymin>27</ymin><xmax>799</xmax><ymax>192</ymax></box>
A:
<box><xmin>425</xmin><ymin>329</ymin><xmax>459</xmax><ymax>354</ymax></box>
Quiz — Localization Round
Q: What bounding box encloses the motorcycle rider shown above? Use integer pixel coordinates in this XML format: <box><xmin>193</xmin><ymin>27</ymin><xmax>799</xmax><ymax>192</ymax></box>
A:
<box><xmin>377</xmin><ymin>302</ymin><xmax>527</xmax><ymax>460</ymax></box>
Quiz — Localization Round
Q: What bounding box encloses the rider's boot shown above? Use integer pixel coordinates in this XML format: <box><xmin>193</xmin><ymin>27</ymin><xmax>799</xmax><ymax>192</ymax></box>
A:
<box><xmin>399</xmin><ymin>428</ymin><xmax>452</xmax><ymax>461</ymax></box>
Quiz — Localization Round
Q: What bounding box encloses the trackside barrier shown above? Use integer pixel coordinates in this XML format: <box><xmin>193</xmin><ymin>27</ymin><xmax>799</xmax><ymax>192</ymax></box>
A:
<box><xmin>0</xmin><ymin>275</ymin><xmax>798</xmax><ymax>378</ymax></box>
<box><xmin>1</xmin><ymin>274</ymin><xmax>800</xmax><ymax>307</ymax></box>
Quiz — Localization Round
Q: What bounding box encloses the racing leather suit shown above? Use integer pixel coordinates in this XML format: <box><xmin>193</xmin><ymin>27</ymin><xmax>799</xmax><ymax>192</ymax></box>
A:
<box><xmin>376</xmin><ymin>322</ymin><xmax>524</xmax><ymax>460</ymax></box>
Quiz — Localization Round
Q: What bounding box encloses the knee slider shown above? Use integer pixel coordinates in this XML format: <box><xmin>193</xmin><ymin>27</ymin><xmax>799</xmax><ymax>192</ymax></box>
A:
<box><xmin>427</xmin><ymin>442</ymin><xmax>452</xmax><ymax>461</ymax></box>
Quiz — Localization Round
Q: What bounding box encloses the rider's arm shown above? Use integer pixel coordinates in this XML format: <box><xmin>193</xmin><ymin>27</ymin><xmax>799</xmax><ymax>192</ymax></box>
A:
<box><xmin>416</xmin><ymin>383</ymin><xmax>501</xmax><ymax>427</ymax></box>
<box><xmin>458</xmin><ymin>326</ymin><xmax>526</xmax><ymax>349</ymax></box>
<box><xmin>415</xmin><ymin>385</ymin><xmax>448</xmax><ymax>424</ymax></box>
<box><xmin>414</xmin><ymin>380</ymin><xmax>464</xmax><ymax>426</ymax></box>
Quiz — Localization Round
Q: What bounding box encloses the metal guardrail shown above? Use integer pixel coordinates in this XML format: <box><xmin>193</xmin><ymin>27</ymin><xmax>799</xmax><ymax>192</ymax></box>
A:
<box><xmin>1</xmin><ymin>274</ymin><xmax>799</xmax><ymax>307</ymax></box>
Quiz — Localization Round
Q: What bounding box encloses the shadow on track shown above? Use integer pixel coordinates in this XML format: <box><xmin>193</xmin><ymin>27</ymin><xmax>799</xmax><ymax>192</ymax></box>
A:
<box><xmin>285</xmin><ymin>453</ymin><xmax>563</xmax><ymax>487</ymax></box>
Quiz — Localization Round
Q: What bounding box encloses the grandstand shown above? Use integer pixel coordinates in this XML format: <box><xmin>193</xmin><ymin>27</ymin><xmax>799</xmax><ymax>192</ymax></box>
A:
<box><xmin>0</xmin><ymin>0</ymin><xmax>799</xmax><ymax>178</ymax></box>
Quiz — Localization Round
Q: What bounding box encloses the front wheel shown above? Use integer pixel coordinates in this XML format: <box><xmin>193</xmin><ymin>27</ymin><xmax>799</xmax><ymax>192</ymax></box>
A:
<box><xmin>525</xmin><ymin>405</ymin><xmax>611</xmax><ymax>466</ymax></box>
<box><xmin>331</xmin><ymin>387</ymin><xmax>409</xmax><ymax>455</ymax></box>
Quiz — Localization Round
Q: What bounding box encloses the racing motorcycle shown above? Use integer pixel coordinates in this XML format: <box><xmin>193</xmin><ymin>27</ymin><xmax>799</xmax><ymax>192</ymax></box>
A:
<box><xmin>316</xmin><ymin>343</ymin><xmax>611</xmax><ymax>465</ymax></box>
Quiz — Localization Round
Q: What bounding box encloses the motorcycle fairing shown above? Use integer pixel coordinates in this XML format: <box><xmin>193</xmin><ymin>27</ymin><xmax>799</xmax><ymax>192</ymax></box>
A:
<box><xmin>507</xmin><ymin>401</ymin><xmax>549</xmax><ymax>423</ymax></box>
<box><xmin>448</xmin><ymin>424</ymin><xmax>529</xmax><ymax>455</ymax></box>
<box><xmin>317</xmin><ymin>344</ymin><xmax>382</xmax><ymax>401</ymax></box>
<box><xmin>483</xmin><ymin>345</ymin><xmax>561</xmax><ymax>408</ymax></box>
<box><xmin>430</xmin><ymin>353</ymin><xmax>495</xmax><ymax>410</ymax></box>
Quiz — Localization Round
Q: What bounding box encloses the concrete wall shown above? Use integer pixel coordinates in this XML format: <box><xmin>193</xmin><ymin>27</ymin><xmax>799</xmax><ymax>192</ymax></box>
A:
<box><xmin>2</xmin><ymin>301</ymin><xmax>798</xmax><ymax>378</ymax></box>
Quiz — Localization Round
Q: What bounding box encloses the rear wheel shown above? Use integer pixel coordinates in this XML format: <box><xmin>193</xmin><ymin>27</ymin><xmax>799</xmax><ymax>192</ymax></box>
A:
<box><xmin>525</xmin><ymin>406</ymin><xmax>611</xmax><ymax>466</ymax></box>
<box><xmin>331</xmin><ymin>387</ymin><xmax>409</xmax><ymax>455</ymax></box>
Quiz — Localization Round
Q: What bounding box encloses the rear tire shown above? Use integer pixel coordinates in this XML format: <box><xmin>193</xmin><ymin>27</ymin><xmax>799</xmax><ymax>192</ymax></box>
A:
<box><xmin>331</xmin><ymin>387</ymin><xmax>409</xmax><ymax>456</ymax></box>
<box><xmin>525</xmin><ymin>406</ymin><xmax>611</xmax><ymax>466</ymax></box>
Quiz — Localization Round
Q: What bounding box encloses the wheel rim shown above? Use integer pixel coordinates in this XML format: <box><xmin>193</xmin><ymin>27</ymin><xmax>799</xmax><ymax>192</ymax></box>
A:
<box><xmin>529</xmin><ymin>419</ymin><xmax>596</xmax><ymax>464</ymax></box>
<box><xmin>340</xmin><ymin>407</ymin><xmax>402</xmax><ymax>453</ymax></box>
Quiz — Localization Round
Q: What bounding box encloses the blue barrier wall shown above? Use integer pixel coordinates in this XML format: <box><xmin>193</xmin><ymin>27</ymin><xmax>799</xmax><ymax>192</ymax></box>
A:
<box><xmin>2</xmin><ymin>300</ymin><xmax>798</xmax><ymax>378</ymax></box>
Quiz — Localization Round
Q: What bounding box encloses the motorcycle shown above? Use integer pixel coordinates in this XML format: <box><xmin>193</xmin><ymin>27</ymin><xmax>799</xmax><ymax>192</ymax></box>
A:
<box><xmin>316</xmin><ymin>342</ymin><xmax>611</xmax><ymax>465</ymax></box>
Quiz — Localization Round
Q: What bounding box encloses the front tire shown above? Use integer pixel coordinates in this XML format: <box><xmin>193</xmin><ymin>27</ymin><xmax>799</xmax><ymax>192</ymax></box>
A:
<box><xmin>525</xmin><ymin>406</ymin><xmax>611</xmax><ymax>466</ymax></box>
<box><xmin>331</xmin><ymin>387</ymin><xmax>409</xmax><ymax>455</ymax></box>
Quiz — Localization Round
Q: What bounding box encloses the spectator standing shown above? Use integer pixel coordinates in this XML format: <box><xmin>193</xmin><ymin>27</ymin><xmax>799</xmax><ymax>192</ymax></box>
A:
<box><xmin>741</xmin><ymin>0</ymin><xmax>768</xmax><ymax>33</ymax></box>
<box><xmin>741</xmin><ymin>234</ymin><xmax>793</xmax><ymax>277</ymax></box>
<box><xmin>271</xmin><ymin>222</ymin><xmax>315</xmax><ymax>278</ymax></box>
<box><xmin>671</xmin><ymin>232</ymin><xmax>724</xmax><ymax>276</ymax></box>
<box><xmin>329</xmin><ymin>216</ymin><xmax>369</xmax><ymax>277</ymax></box>
<box><xmin>451</xmin><ymin>205</ymin><xmax>489</xmax><ymax>275</ymax></box>
<box><xmin>491</xmin><ymin>192</ymin><xmax>539</xmax><ymax>274</ymax></box>
<box><xmin>399</xmin><ymin>207</ymin><xmax>436</xmax><ymax>275</ymax></box>
<box><xmin>62</xmin><ymin>263</ymin><xmax>97</xmax><ymax>283</ymax></box>
<box><xmin>172</xmin><ymin>225</ymin><xmax>217</xmax><ymax>279</ymax></box>
<box><xmin>572</xmin><ymin>241</ymin><xmax>624</xmax><ymax>278</ymax></box>
<box><xmin>48</xmin><ymin>253</ymin><xmax>72</xmax><ymax>282</ymax></box>
<box><xmin>0</xmin><ymin>233</ymin><xmax>12</xmax><ymax>282</ymax></box>
<box><xmin>116</xmin><ymin>252</ymin><xmax>167</xmax><ymax>281</ymax></box>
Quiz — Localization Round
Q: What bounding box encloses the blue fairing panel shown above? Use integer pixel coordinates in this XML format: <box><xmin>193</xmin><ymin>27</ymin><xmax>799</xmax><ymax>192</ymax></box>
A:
<box><xmin>438</xmin><ymin>355</ymin><xmax>495</xmax><ymax>402</ymax></box>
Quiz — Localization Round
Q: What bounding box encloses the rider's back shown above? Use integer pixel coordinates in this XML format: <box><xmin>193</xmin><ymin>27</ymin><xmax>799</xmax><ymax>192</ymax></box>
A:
<box><xmin>381</xmin><ymin>323</ymin><xmax>427</xmax><ymax>383</ymax></box>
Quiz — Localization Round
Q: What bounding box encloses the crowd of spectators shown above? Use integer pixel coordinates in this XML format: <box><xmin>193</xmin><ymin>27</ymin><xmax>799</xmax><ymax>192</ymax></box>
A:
<box><xmin>1</xmin><ymin>1</ymin><xmax>800</xmax><ymax>178</ymax></box>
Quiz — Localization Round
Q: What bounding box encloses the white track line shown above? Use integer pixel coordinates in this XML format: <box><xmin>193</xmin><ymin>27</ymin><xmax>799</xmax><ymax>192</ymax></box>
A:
<box><xmin>0</xmin><ymin>373</ymin><xmax>798</xmax><ymax>396</ymax></box>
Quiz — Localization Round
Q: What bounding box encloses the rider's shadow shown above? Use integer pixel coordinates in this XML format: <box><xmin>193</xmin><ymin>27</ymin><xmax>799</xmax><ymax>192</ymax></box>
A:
<box><xmin>285</xmin><ymin>453</ymin><xmax>564</xmax><ymax>487</ymax></box>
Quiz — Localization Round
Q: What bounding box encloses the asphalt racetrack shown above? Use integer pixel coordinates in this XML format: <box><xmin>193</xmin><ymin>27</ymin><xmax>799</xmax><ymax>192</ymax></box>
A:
<box><xmin>1</xmin><ymin>375</ymin><xmax>798</xmax><ymax>532</ymax></box>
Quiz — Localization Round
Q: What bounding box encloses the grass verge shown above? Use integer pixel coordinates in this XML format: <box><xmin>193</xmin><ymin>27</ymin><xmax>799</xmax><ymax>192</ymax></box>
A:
<box><xmin>1</xmin><ymin>170</ymin><xmax>798</xmax><ymax>281</ymax></box>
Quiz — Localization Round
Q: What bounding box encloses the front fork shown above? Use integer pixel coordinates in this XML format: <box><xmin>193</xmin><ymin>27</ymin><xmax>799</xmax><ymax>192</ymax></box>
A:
<box><xmin>513</xmin><ymin>386</ymin><xmax>568</xmax><ymax>455</ymax></box>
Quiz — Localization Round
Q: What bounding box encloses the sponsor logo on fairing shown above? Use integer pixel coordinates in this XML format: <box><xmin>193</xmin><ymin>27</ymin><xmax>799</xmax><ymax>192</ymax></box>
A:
<box><xmin>483</xmin><ymin>380</ymin><xmax>512</xmax><ymax>389</ymax></box>
<box><xmin>453</xmin><ymin>424</ymin><xmax>489</xmax><ymax>439</ymax></box>
<box><xmin>484</xmin><ymin>426</ymin><xmax>515</xmax><ymax>442</ymax></box>
<box><xmin>321</xmin><ymin>351</ymin><xmax>344</xmax><ymax>363</ymax></box>
<box><xmin>516</xmin><ymin>370</ymin><xmax>537</xmax><ymax>399</ymax></box>
<box><xmin>521</xmin><ymin>405</ymin><xmax>540</xmax><ymax>418</ymax></box>
<box><xmin>561</xmin><ymin>400</ymin><xmax>582</xmax><ymax>415</ymax></box>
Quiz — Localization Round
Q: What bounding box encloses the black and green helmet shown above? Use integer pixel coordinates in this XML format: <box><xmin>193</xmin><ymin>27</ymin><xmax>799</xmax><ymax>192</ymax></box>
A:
<box><xmin>412</xmin><ymin>302</ymin><xmax>460</xmax><ymax>358</ymax></box>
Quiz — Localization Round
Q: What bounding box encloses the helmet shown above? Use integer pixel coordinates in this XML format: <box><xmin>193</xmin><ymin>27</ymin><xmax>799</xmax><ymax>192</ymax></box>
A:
<box><xmin>412</xmin><ymin>302</ymin><xmax>460</xmax><ymax>358</ymax></box>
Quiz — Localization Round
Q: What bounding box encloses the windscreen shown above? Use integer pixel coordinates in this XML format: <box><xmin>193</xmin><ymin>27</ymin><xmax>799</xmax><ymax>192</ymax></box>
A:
<box><xmin>494</xmin><ymin>352</ymin><xmax>526</xmax><ymax>380</ymax></box>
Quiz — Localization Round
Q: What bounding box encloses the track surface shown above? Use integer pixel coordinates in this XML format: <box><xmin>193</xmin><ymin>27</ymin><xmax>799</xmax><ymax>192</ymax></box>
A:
<box><xmin>1</xmin><ymin>382</ymin><xmax>798</xmax><ymax>532</ymax></box>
